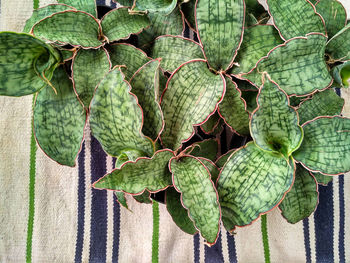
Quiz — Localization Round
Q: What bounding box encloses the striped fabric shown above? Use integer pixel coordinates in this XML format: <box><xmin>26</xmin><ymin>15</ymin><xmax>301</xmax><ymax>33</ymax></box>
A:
<box><xmin>0</xmin><ymin>0</ymin><xmax>350</xmax><ymax>262</ymax></box>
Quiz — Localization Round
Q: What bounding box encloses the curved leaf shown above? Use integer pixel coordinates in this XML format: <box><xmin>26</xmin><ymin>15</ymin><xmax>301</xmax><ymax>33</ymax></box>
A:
<box><xmin>279</xmin><ymin>165</ymin><xmax>318</xmax><ymax>224</ymax></box>
<box><xmin>133</xmin><ymin>191</ymin><xmax>152</xmax><ymax>203</ymax></box>
<box><xmin>245</xmin><ymin>0</ymin><xmax>266</xmax><ymax>19</ymax></box>
<box><xmin>170</xmin><ymin>156</ymin><xmax>220</xmax><ymax>245</ymax></box>
<box><xmin>89</xmin><ymin>67</ymin><xmax>154</xmax><ymax>157</ymax></box>
<box><xmin>94</xmin><ymin>149</ymin><xmax>175</xmax><ymax>193</ymax></box>
<box><xmin>293</xmin><ymin>116</ymin><xmax>350</xmax><ymax>175</ymax></box>
<box><xmin>200</xmin><ymin>111</ymin><xmax>221</xmax><ymax>134</ymax></box>
<box><xmin>58</xmin><ymin>0</ymin><xmax>97</xmax><ymax>17</ymax></box>
<box><xmin>115</xmin><ymin>191</ymin><xmax>129</xmax><ymax>209</ymax></box>
<box><xmin>160</xmin><ymin>59</ymin><xmax>225</xmax><ymax>150</ymax></box>
<box><xmin>326</xmin><ymin>24</ymin><xmax>350</xmax><ymax>62</ymax></box>
<box><xmin>101</xmin><ymin>7</ymin><xmax>150</xmax><ymax>42</ymax></box>
<box><xmin>180</xmin><ymin>0</ymin><xmax>196</xmax><ymax>30</ymax></box>
<box><xmin>135</xmin><ymin>0</ymin><xmax>177</xmax><ymax>15</ymax></box>
<box><xmin>34</xmin><ymin>67</ymin><xmax>86</xmax><ymax>166</ymax></box>
<box><xmin>196</xmin><ymin>0</ymin><xmax>244</xmax><ymax>71</ymax></box>
<box><xmin>0</xmin><ymin>32</ymin><xmax>60</xmax><ymax>96</ymax></box>
<box><xmin>215</xmin><ymin>149</ymin><xmax>235</xmax><ymax>168</ymax></box>
<box><xmin>197</xmin><ymin>157</ymin><xmax>220</xmax><ymax>183</ymax></box>
<box><xmin>32</xmin><ymin>10</ymin><xmax>102</xmax><ymax>48</ymax></box>
<box><xmin>217</xmin><ymin>142</ymin><xmax>294</xmax><ymax>230</ymax></box>
<box><xmin>332</xmin><ymin>61</ymin><xmax>350</xmax><ymax>88</ymax></box>
<box><xmin>313</xmin><ymin>172</ymin><xmax>333</xmax><ymax>186</ymax></box>
<box><xmin>189</xmin><ymin>139</ymin><xmax>219</xmax><ymax>162</ymax></box>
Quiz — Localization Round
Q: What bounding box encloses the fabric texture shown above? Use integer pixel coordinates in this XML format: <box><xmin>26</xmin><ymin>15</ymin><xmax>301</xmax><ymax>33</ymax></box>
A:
<box><xmin>0</xmin><ymin>0</ymin><xmax>350</xmax><ymax>262</ymax></box>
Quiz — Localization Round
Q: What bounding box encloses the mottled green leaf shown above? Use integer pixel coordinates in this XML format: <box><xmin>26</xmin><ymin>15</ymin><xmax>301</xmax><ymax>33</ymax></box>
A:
<box><xmin>115</xmin><ymin>191</ymin><xmax>129</xmax><ymax>209</ymax></box>
<box><xmin>297</xmin><ymin>89</ymin><xmax>344</xmax><ymax>124</ymax></box>
<box><xmin>289</xmin><ymin>95</ymin><xmax>309</xmax><ymax>107</ymax></box>
<box><xmin>332</xmin><ymin>61</ymin><xmax>350</xmax><ymax>88</ymax></box>
<box><xmin>250</xmin><ymin>74</ymin><xmax>303</xmax><ymax>157</ymax></box>
<box><xmin>130</xmin><ymin>59</ymin><xmax>163</xmax><ymax>140</ymax></box>
<box><xmin>101</xmin><ymin>7</ymin><xmax>150</xmax><ymax>42</ymax></box>
<box><xmin>197</xmin><ymin>157</ymin><xmax>220</xmax><ymax>183</ymax></box>
<box><xmin>267</xmin><ymin>0</ymin><xmax>325</xmax><ymax>40</ymax></box>
<box><xmin>115</xmin><ymin>0</ymin><xmax>134</xmax><ymax>6</ymax></box>
<box><xmin>232</xmin><ymin>25</ymin><xmax>283</xmax><ymax>75</ymax></box>
<box><xmin>217</xmin><ymin>142</ymin><xmax>294</xmax><ymax>230</ymax></box>
<box><xmin>34</xmin><ymin>67</ymin><xmax>86</xmax><ymax>166</ymax></box>
<box><xmin>58</xmin><ymin>0</ymin><xmax>97</xmax><ymax>17</ymax></box>
<box><xmin>72</xmin><ymin>47</ymin><xmax>111</xmax><ymax>108</ymax></box>
<box><xmin>316</xmin><ymin>0</ymin><xmax>346</xmax><ymax>39</ymax></box>
<box><xmin>135</xmin><ymin>0</ymin><xmax>177</xmax><ymax>15</ymax></box>
<box><xmin>160</xmin><ymin>60</ymin><xmax>225</xmax><ymax>150</ymax></box>
<box><xmin>108</xmin><ymin>43</ymin><xmax>151</xmax><ymax>81</ymax></box>
<box><xmin>215</xmin><ymin>149</ymin><xmax>235</xmax><ymax>168</ymax></box>
<box><xmin>89</xmin><ymin>67</ymin><xmax>155</xmax><ymax>156</ymax></box>
<box><xmin>133</xmin><ymin>191</ymin><xmax>152</xmax><ymax>203</ymax></box>
<box><xmin>244</xmin><ymin>33</ymin><xmax>332</xmax><ymax>96</ymax></box>
<box><xmin>23</xmin><ymin>4</ymin><xmax>74</xmax><ymax>33</ymax></box>
<box><xmin>0</xmin><ymin>32</ymin><xmax>60</xmax><ymax>96</ymax></box>
<box><xmin>115</xmin><ymin>149</ymin><xmax>144</xmax><ymax>168</ymax></box>
<box><xmin>189</xmin><ymin>139</ymin><xmax>219</xmax><ymax>162</ymax></box>
<box><xmin>196</xmin><ymin>0</ymin><xmax>244</xmax><ymax>71</ymax></box>
<box><xmin>151</xmin><ymin>36</ymin><xmax>204</xmax><ymax>73</ymax></box>
<box><xmin>234</xmin><ymin>77</ymin><xmax>258</xmax><ymax>91</ymax></box>
<box><xmin>94</xmin><ymin>149</ymin><xmax>174</xmax><ymax>193</ymax></box>
<box><xmin>218</xmin><ymin>77</ymin><xmax>250</xmax><ymax>136</ymax></box>
<box><xmin>170</xmin><ymin>156</ymin><xmax>220</xmax><ymax>244</ymax></box>
<box><xmin>32</xmin><ymin>10</ymin><xmax>102</xmax><ymax>48</ymax></box>
<box><xmin>326</xmin><ymin>24</ymin><xmax>350</xmax><ymax>62</ymax></box>
<box><xmin>59</xmin><ymin>48</ymin><xmax>75</xmax><ymax>61</ymax></box>
<box><xmin>313</xmin><ymin>172</ymin><xmax>333</xmax><ymax>185</ymax></box>
<box><xmin>180</xmin><ymin>0</ymin><xmax>195</xmax><ymax>30</ymax></box>
<box><xmin>200</xmin><ymin>111</ymin><xmax>221</xmax><ymax>134</ymax></box>
<box><xmin>294</xmin><ymin>116</ymin><xmax>350</xmax><ymax>175</ymax></box>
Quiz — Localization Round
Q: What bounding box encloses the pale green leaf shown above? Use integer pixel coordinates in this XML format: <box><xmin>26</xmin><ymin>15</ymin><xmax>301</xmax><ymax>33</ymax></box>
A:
<box><xmin>215</xmin><ymin>149</ymin><xmax>235</xmax><ymax>168</ymax></box>
<box><xmin>200</xmin><ymin>111</ymin><xmax>221</xmax><ymax>134</ymax></box>
<box><xmin>313</xmin><ymin>172</ymin><xmax>333</xmax><ymax>185</ymax></box>
<box><xmin>326</xmin><ymin>24</ymin><xmax>350</xmax><ymax>62</ymax></box>
<box><xmin>135</xmin><ymin>0</ymin><xmax>177</xmax><ymax>15</ymax></box>
<box><xmin>58</xmin><ymin>0</ymin><xmax>97</xmax><ymax>17</ymax></box>
<box><xmin>115</xmin><ymin>191</ymin><xmax>129</xmax><ymax>209</ymax></box>
<box><xmin>197</xmin><ymin>157</ymin><xmax>220</xmax><ymax>183</ymax></box>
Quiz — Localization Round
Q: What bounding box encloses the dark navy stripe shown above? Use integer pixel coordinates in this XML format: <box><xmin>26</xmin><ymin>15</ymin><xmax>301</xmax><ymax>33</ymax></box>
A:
<box><xmin>89</xmin><ymin>136</ymin><xmax>108</xmax><ymax>263</ymax></box>
<box><xmin>314</xmin><ymin>183</ymin><xmax>334</xmax><ymax>263</ymax></box>
<box><xmin>205</xmin><ymin>231</ymin><xmax>224</xmax><ymax>263</ymax></box>
<box><xmin>96</xmin><ymin>0</ymin><xmax>106</xmax><ymax>5</ymax></box>
<box><xmin>338</xmin><ymin>175</ymin><xmax>345</xmax><ymax>263</ymax></box>
<box><xmin>335</xmin><ymin>87</ymin><xmax>341</xmax><ymax>97</ymax></box>
<box><xmin>302</xmin><ymin>218</ymin><xmax>312</xmax><ymax>263</ymax></box>
<box><xmin>226</xmin><ymin>232</ymin><xmax>237</xmax><ymax>263</ymax></box>
<box><xmin>74</xmin><ymin>142</ymin><xmax>86</xmax><ymax>263</ymax></box>
<box><xmin>194</xmin><ymin>233</ymin><xmax>200</xmax><ymax>263</ymax></box>
<box><xmin>110</xmin><ymin>1</ymin><xmax>117</xmax><ymax>8</ymax></box>
<box><xmin>183</xmin><ymin>23</ymin><xmax>190</xmax><ymax>39</ymax></box>
<box><xmin>112</xmin><ymin>158</ymin><xmax>120</xmax><ymax>263</ymax></box>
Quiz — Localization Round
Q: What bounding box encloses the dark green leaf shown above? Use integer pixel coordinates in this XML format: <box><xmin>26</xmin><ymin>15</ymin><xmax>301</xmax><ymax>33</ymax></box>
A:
<box><xmin>313</xmin><ymin>172</ymin><xmax>333</xmax><ymax>185</ymax></box>
<box><xmin>135</xmin><ymin>0</ymin><xmax>177</xmax><ymax>15</ymax></box>
<box><xmin>189</xmin><ymin>139</ymin><xmax>219</xmax><ymax>162</ymax></box>
<box><xmin>115</xmin><ymin>191</ymin><xmax>129</xmax><ymax>209</ymax></box>
<box><xmin>200</xmin><ymin>111</ymin><xmax>221</xmax><ymax>134</ymax></box>
<box><xmin>332</xmin><ymin>61</ymin><xmax>350</xmax><ymax>88</ymax></box>
<box><xmin>58</xmin><ymin>0</ymin><xmax>97</xmax><ymax>17</ymax></box>
<box><xmin>133</xmin><ymin>191</ymin><xmax>153</xmax><ymax>203</ymax></box>
<box><xmin>326</xmin><ymin>24</ymin><xmax>350</xmax><ymax>62</ymax></box>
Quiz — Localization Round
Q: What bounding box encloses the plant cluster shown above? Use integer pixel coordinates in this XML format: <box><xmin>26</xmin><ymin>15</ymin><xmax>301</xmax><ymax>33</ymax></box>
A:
<box><xmin>1</xmin><ymin>0</ymin><xmax>350</xmax><ymax>246</ymax></box>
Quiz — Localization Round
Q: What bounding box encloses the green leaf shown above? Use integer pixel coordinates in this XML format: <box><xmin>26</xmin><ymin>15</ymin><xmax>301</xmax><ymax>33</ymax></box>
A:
<box><xmin>160</xmin><ymin>59</ymin><xmax>225</xmax><ymax>150</ymax></box>
<box><xmin>218</xmin><ymin>77</ymin><xmax>250</xmax><ymax>136</ymax></box>
<box><xmin>217</xmin><ymin>142</ymin><xmax>294</xmax><ymax>230</ymax></box>
<box><xmin>166</xmin><ymin>187</ymin><xmax>197</xmax><ymax>235</ymax></box>
<box><xmin>196</xmin><ymin>0</ymin><xmax>244</xmax><ymax>71</ymax></box>
<box><xmin>293</xmin><ymin>116</ymin><xmax>350</xmax><ymax>175</ymax></box>
<box><xmin>240</xmin><ymin>90</ymin><xmax>258</xmax><ymax>113</ymax></box>
<box><xmin>59</xmin><ymin>48</ymin><xmax>75</xmax><ymax>61</ymax></box>
<box><xmin>116</xmin><ymin>0</ymin><xmax>134</xmax><ymax>6</ymax></box>
<box><xmin>316</xmin><ymin>0</ymin><xmax>346</xmax><ymax>39</ymax></box>
<box><xmin>129</xmin><ymin>59</ymin><xmax>163</xmax><ymax>140</ymax></box>
<box><xmin>115</xmin><ymin>191</ymin><xmax>129</xmax><ymax>209</ymax></box>
<box><xmin>297</xmin><ymin>89</ymin><xmax>344</xmax><ymax>125</ymax></box>
<box><xmin>170</xmin><ymin>156</ymin><xmax>220</xmax><ymax>245</ymax></box>
<box><xmin>313</xmin><ymin>172</ymin><xmax>333</xmax><ymax>186</ymax></box>
<box><xmin>72</xmin><ymin>47</ymin><xmax>111</xmax><ymax>108</ymax></box>
<box><xmin>200</xmin><ymin>111</ymin><xmax>221</xmax><ymax>134</ymax></box>
<box><xmin>267</xmin><ymin>0</ymin><xmax>325</xmax><ymax>40</ymax></box>
<box><xmin>108</xmin><ymin>43</ymin><xmax>151</xmax><ymax>81</ymax></box>
<box><xmin>250</xmin><ymin>74</ymin><xmax>303</xmax><ymax>157</ymax></box>
<box><xmin>245</xmin><ymin>0</ymin><xmax>266</xmax><ymax>19</ymax></box>
<box><xmin>215</xmin><ymin>149</ymin><xmax>235</xmax><ymax>168</ymax></box>
<box><xmin>326</xmin><ymin>24</ymin><xmax>350</xmax><ymax>62</ymax></box>
<box><xmin>188</xmin><ymin>139</ymin><xmax>219</xmax><ymax>162</ymax></box>
<box><xmin>231</xmin><ymin>25</ymin><xmax>283</xmax><ymax>75</ymax></box>
<box><xmin>0</xmin><ymin>32</ymin><xmax>60</xmax><ymax>96</ymax></box>
<box><xmin>89</xmin><ymin>67</ymin><xmax>155</xmax><ymax>157</ymax></box>
<box><xmin>151</xmin><ymin>36</ymin><xmax>204</xmax><ymax>73</ymax></box>
<box><xmin>34</xmin><ymin>67</ymin><xmax>86</xmax><ymax>166</ymax></box>
<box><xmin>57</xmin><ymin>0</ymin><xmax>97</xmax><ymax>17</ymax></box>
<box><xmin>135</xmin><ymin>0</ymin><xmax>177</xmax><ymax>15</ymax></box>
<box><xmin>101</xmin><ymin>7</ymin><xmax>150</xmax><ymax>42</ymax></box>
<box><xmin>180</xmin><ymin>0</ymin><xmax>196</xmax><ymax>30</ymax></box>
<box><xmin>197</xmin><ymin>157</ymin><xmax>220</xmax><ymax>183</ymax></box>
<box><xmin>133</xmin><ymin>191</ymin><xmax>153</xmax><ymax>204</ymax></box>
<box><xmin>244</xmin><ymin>33</ymin><xmax>332</xmax><ymax>96</ymax></box>
<box><xmin>93</xmin><ymin>149</ymin><xmax>174</xmax><ymax>193</ymax></box>
<box><xmin>279</xmin><ymin>165</ymin><xmax>318</xmax><ymax>224</ymax></box>
<box><xmin>115</xmin><ymin>149</ymin><xmax>145</xmax><ymax>168</ymax></box>
<box><xmin>23</xmin><ymin>4</ymin><xmax>74</xmax><ymax>33</ymax></box>
<box><xmin>32</xmin><ymin>10</ymin><xmax>102</xmax><ymax>48</ymax></box>
<box><xmin>332</xmin><ymin>61</ymin><xmax>350</xmax><ymax>88</ymax></box>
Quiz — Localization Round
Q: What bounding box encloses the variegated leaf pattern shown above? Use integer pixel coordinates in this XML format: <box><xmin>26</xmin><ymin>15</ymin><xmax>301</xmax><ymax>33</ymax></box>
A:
<box><xmin>189</xmin><ymin>139</ymin><xmax>219</xmax><ymax>162</ymax></box>
<box><xmin>170</xmin><ymin>156</ymin><xmax>220</xmax><ymax>245</ymax></box>
<box><xmin>279</xmin><ymin>165</ymin><xmax>318</xmax><ymax>224</ymax></box>
<box><xmin>115</xmin><ymin>191</ymin><xmax>129</xmax><ymax>209</ymax></box>
<box><xmin>151</xmin><ymin>36</ymin><xmax>204</xmax><ymax>73</ymax></box>
<box><xmin>313</xmin><ymin>172</ymin><xmax>333</xmax><ymax>186</ymax></box>
<box><xmin>215</xmin><ymin>149</ymin><xmax>235</xmax><ymax>168</ymax></box>
<box><xmin>267</xmin><ymin>0</ymin><xmax>325</xmax><ymax>40</ymax></box>
<box><xmin>197</xmin><ymin>157</ymin><xmax>220</xmax><ymax>183</ymax></box>
<box><xmin>245</xmin><ymin>33</ymin><xmax>332</xmax><ymax>96</ymax></box>
<box><xmin>160</xmin><ymin>60</ymin><xmax>225</xmax><ymax>150</ymax></box>
<box><xmin>101</xmin><ymin>8</ymin><xmax>150</xmax><ymax>42</ymax></box>
<box><xmin>32</xmin><ymin>10</ymin><xmax>102</xmax><ymax>48</ymax></box>
<box><xmin>231</xmin><ymin>25</ymin><xmax>283</xmax><ymax>75</ymax></box>
<box><xmin>297</xmin><ymin>89</ymin><xmax>344</xmax><ymax>125</ymax></box>
<box><xmin>72</xmin><ymin>47</ymin><xmax>111</xmax><ymax>108</ymax></box>
<box><xmin>217</xmin><ymin>142</ymin><xmax>294</xmax><ymax>230</ymax></box>
<box><xmin>250</xmin><ymin>75</ymin><xmax>303</xmax><ymax>157</ymax></box>
<box><xmin>166</xmin><ymin>187</ymin><xmax>197</xmax><ymax>235</ymax></box>
<box><xmin>200</xmin><ymin>111</ymin><xmax>221</xmax><ymax>134</ymax></box>
<box><xmin>332</xmin><ymin>61</ymin><xmax>350</xmax><ymax>88</ymax></box>
<box><xmin>59</xmin><ymin>48</ymin><xmax>75</xmax><ymax>61</ymax></box>
<box><xmin>34</xmin><ymin>67</ymin><xmax>86</xmax><ymax>166</ymax></box>
<box><xmin>129</xmin><ymin>59</ymin><xmax>163</xmax><ymax>140</ymax></box>
<box><xmin>108</xmin><ymin>43</ymin><xmax>151</xmax><ymax>81</ymax></box>
<box><xmin>316</xmin><ymin>0</ymin><xmax>346</xmax><ymax>39</ymax></box>
<box><xmin>115</xmin><ymin>0</ymin><xmax>134</xmax><ymax>6</ymax></box>
<box><xmin>196</xmin><ymin>0</ymin><xmax>244</xmax><ymax>71</ymax></box>
<box><xmin>0</xmin><ymin>32</ymin><xmax>60</xmax><ymax>96</ymax></box>
<box><xmin>133</xmin><ymin>191</ymin><xmax>152</xmax><ymax>203</ymax></box>
<box><xmin>218</xmin><ymin>77</ymin><xmax>250</xmax><ymax>136</ymax></box>
<box><xmin>89</xmin><ymin>67</ymin><xmax>154</xmax><ymax>157</ymax></box>
<box><xmin>326</xmin><ymin>24</ymin><xmax>350</xmax><ymax>62</ymax></box>
<box><xmin>93</xmin><ymin>149</ymin><xmax>174</xmax><ymax>193</ymax></box>
<box><xmin>58</xmin><ymin>0</ymin><xmax>97</xmax><ymax>17</ymax></box>
<box><xmin>293</xmin><ymin>116</ymin><xmax>350</xmax><ymax>175</ymax></box>
<box><xmin>135</xmin><ymin>0</ymin><xmax>177</xmax><ymax>15</ymax></box>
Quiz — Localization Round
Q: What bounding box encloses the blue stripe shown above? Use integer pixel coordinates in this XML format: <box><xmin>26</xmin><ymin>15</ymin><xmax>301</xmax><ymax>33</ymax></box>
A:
<box><xmin>194</xmin><ymin>233</ymin><xmax>200</xmax><ymax>263</ymax></box>
<box><xmin>226</xmin><ymin>232</ymin><xmax>237</xmax><ymax>263</ymax></box>
<box><xmin>302</xmin><ymin>218</ymin><xmax>312</xmax><ymax>263</ymax></box>
<box><xmin>89</xmin><ymin>136</ymin><xmax>108</xmax><ymax>263</ymax></box>
<box><xmin>205</xmin><ymin>231</ymin><xmax>224</xmax><ymax>263</ymax></box>
<box><xmin>314</xmin><ymin>183</ymin><xmax>334</xmax><ymax>263</ymax></box>
<box><xmin>112</xmin><ymin>158</ymin><xmax>120</xmax><ymax>263</ymax></box>
<box><xmin>96</xmin><ymin>0</ymin><xmax>106</xmax><ymax>5</ymax></box>
<box><xmin>74</xmin><ymin>142</ymin><xmax>86</xmax><ymax>263</ymax></box>
<box><xmin>338</xmin><ymin>175</ymin><xmax>345</xmax><ymax>263</ymax></box>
